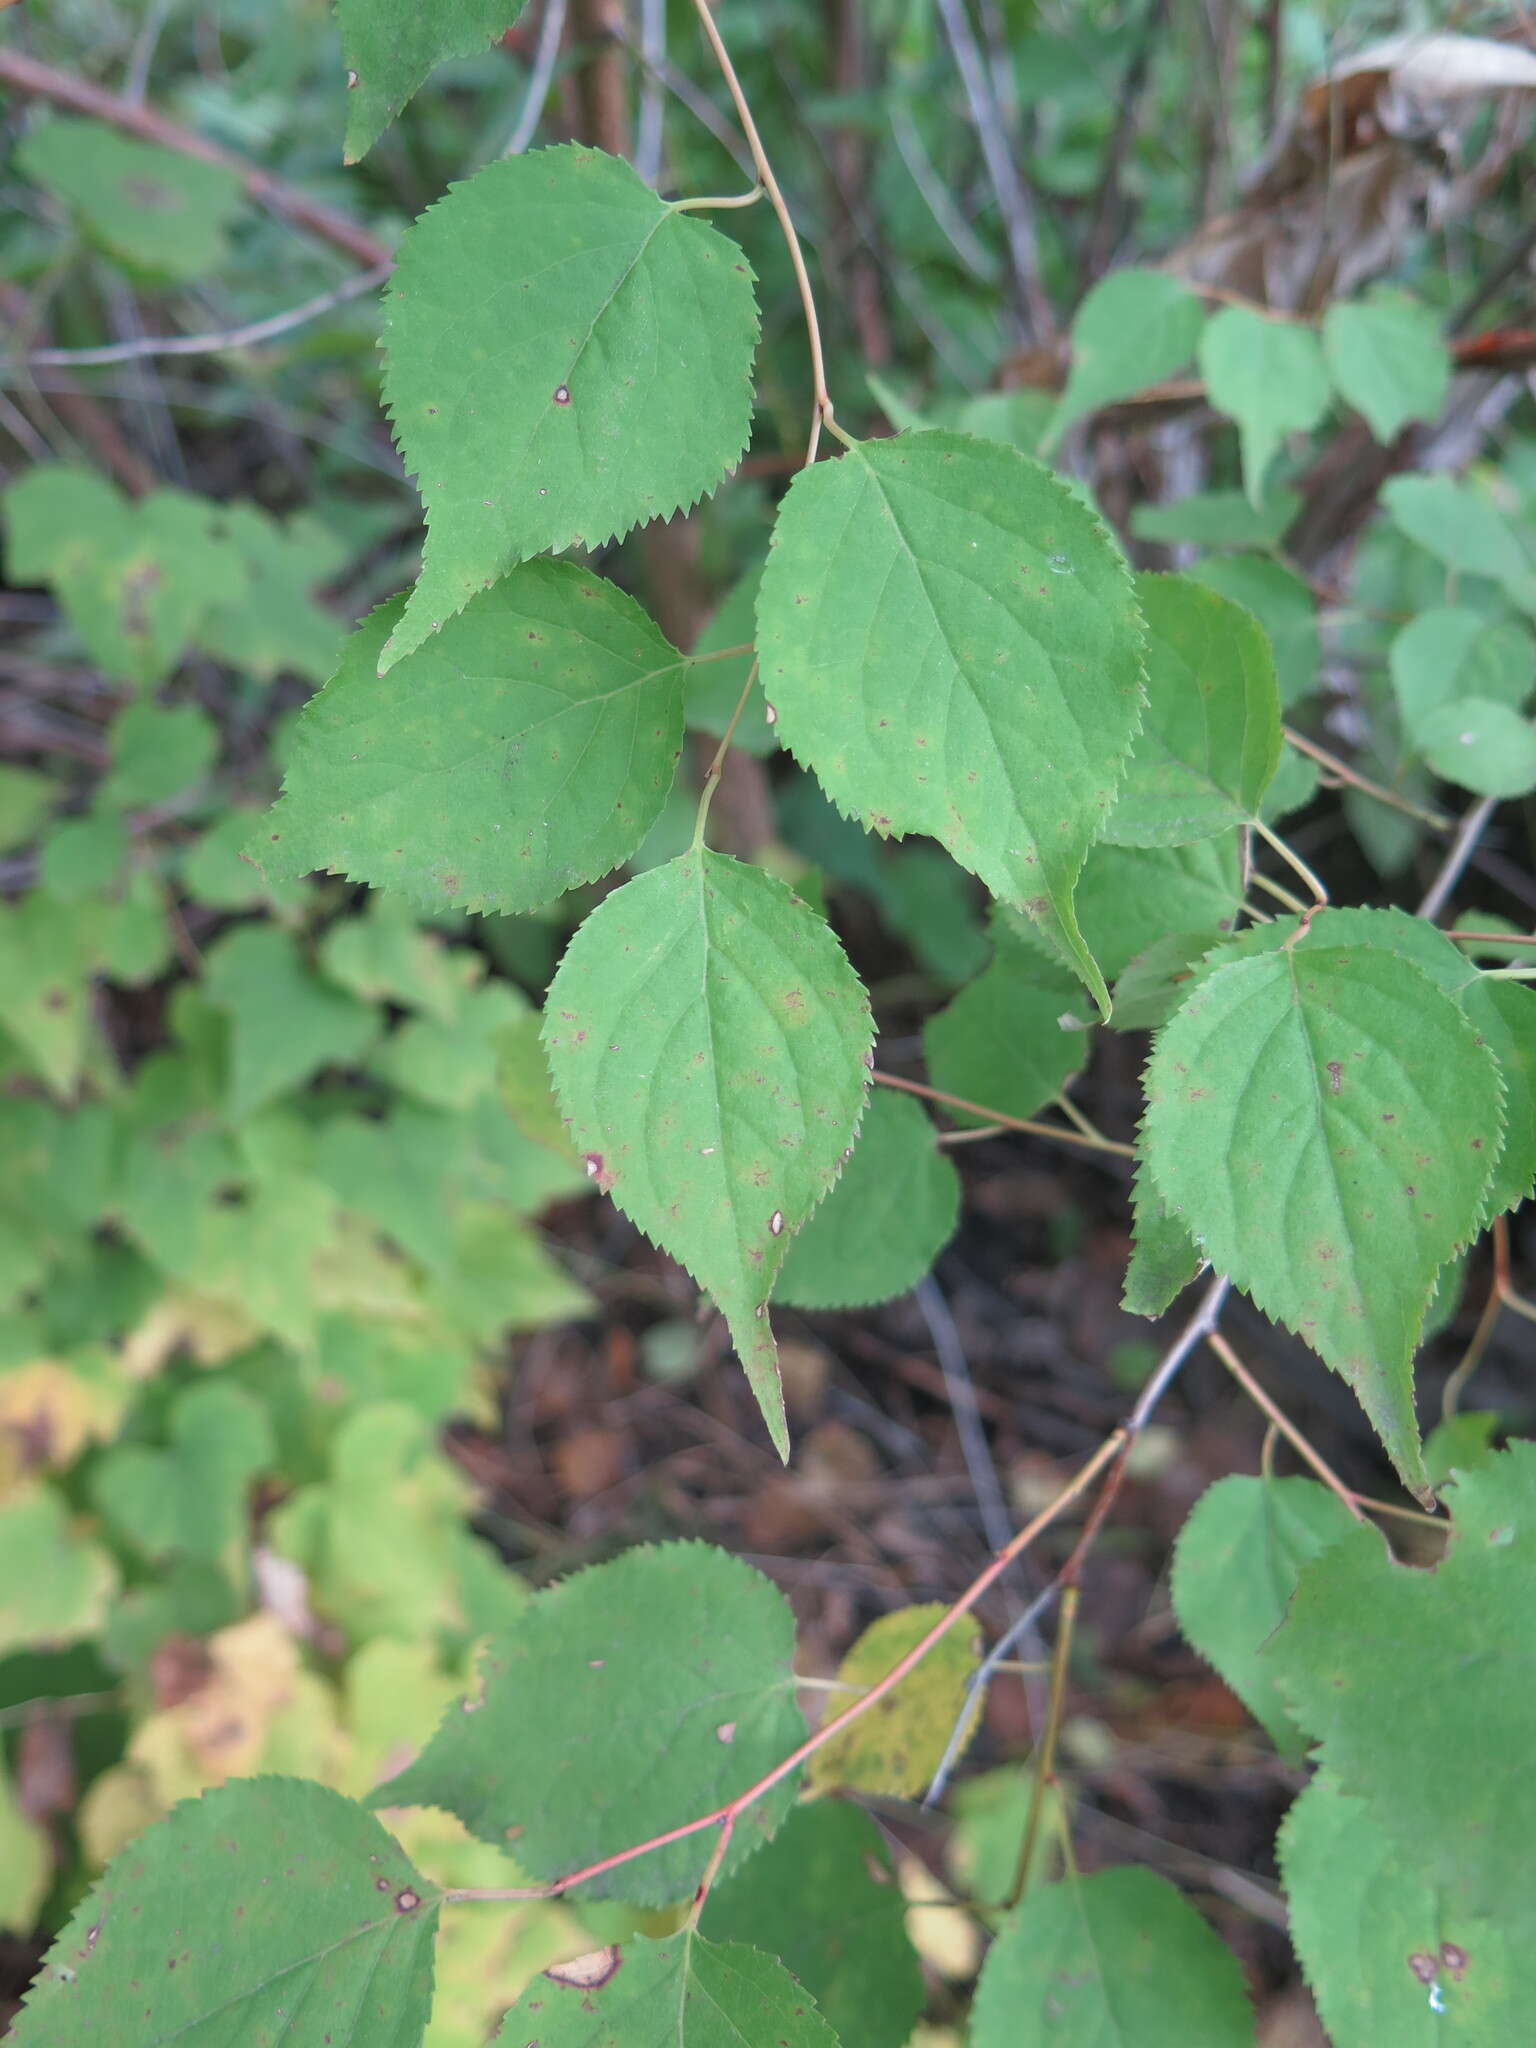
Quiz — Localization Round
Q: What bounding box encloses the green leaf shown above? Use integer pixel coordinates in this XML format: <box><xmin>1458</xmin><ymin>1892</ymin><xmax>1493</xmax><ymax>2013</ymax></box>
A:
<box><xmin>1199</xmin><ymin>307</ymin><xmax>1332</xmax><ymax>505</ymax></box>
<box><xmin>423</xmin><ymin>1202</ymin><xmax>590</xmax><ymax>1340</ymax></box>
<box><xmin>1190</xmin><ymin>554</ymin><xmax>1318</xmax><ymax>707</ymax></box>
<box><xmin>923</xmin><ymin>930</ymin><xmax>1087</xmax><ymax>1122</ymax></box>
<box><xmin>339</xmin><ymin>0</ymin><xmax>526</xmax><ymax>160</ymax></box>
<box><xmin>90</xmin><ymin>1382</ymin><xmax>273</xmax><ymax>1564</ymax></box>
<box><xmin>11</xmin><ymin>1779</ymin><xmax>438</xmax><ymax>2048</ymax></box>
<box><xmin>0</xmin><ymin>765</ymin><xmax>56</xmax><ymax>853</ymax></box>
<box><xmin>702</xmin><ymin>1803</ymin><xmax>923</xmax><ymax>2048</ymax></box>
<box><xmin>1423</xmin><ymin>1410</ymin><xmax>1500</xmax><ymax>1491</ymax></box>
<box><xmin>1383</xmin><ymin>475</ymin><xmax>1536</xmax><ymax>608</ymax></box>
<box><xmin>380</xmin><ymin>147</ymin><xmax>759</xmax><ymax>666</ymax></box>
<box><xmin>1461</xmin><ymin>977</ymin><xmax>1536</xmax><ymax>1214</ymax></box>
<box><xmin>756</xmin><ymin>430</ymin><xmax>1145</xmax><ymax>1012</ymax></box>
<box><xmin>204</xmin><ymin>924</ymin><xmax>377</xmax><ymax>1119</ymax></box>
<box><xmin>491</xmin><ymin>1933</ymin><xmax>837</xmax><ymax>2048</ymax></box>
<box><xmin>100</xmin><ymin>703</ymin><xmax>219</xmax><ymax>812</ymax></box>
<box><xmin>1005</xmin><ymin>834</ymin><xmax>1245</xmax><ymax>985</ymax></box>
<box><xmin>1110</xmin><ymin>932</ymin><xmax>1212</xmax><ymax>1032</ymax></box>
<box><xmin>17</xmin><ymin>118</ymin><xmax>244</xmax><ymax>279</ymax></box>
<box><xmin>1045</xmin><ymin>268</ymin><xmax>1205</xmax><ymax>448</ymax></box>
<box><xmin>687</xmin><ymin>561</ymin><xmax>776</xmax><ymax>757</ymax></box>
<box><xmin>195</xmin><ymin>503</ymin><xmax>345</xmax><ymax>684</ymax></box>
<box><xmin>1390</xmin><ymin>609</ymin><xmax>1536</xmax><ymax>743</ymax></box>
<box><xmin>1132</xmin><ymin>487</ymin><xmax>1300</xmax><ymax>551</ymax></box>
<box><xmin>261</xmin><ymin>568</ymin><xmax>688</xmax><ymax>913</ymax></box>
<box><xmin>1417</xmin><ymin>698</ymin><xmax>1536</xmax><ymax>799</ymax></box>
<box><xmin>0</xmin><ymin>1485</ymin><xmax>118</xmax><ymax>1657</ymax></box>
<box><xmin>543</xmin><ymin>852</ymin><xmax>871</xmax><ymax>1455</ymax></box>
<box><xmin>1122</xmin><ymin>1162</ymin><xmax>1202</xmax><ymax>1317</ymax></box>
<box><xmin>0</xmin><ymin>892</ymin><xmax>99</xmax><ymax>1097</ymax></box>
<box><xmin>969</xmin><ymin>1868</ymin><xmax>1253</xmax><ymax>2047</ymax></box>
<box><xmin>1142</xmin><ymin>911</ymin><xmax>1503</xmax><ymax>1493</ymax></box>
<box><xmin>39</xmin><ymin>812</ymin><xmax>127</xmax><ymax>901</ymax></box>
<box><xmin>1171</xmin><ymin>1475</ymin><xmax>1359</xmax><ymax>1756</ymax></box>
<box><xmin>774</xmin><ymin>1089</ymin><xmax>958</xmax><ymax>1310</ymax></box>
<box><xmin>1282</xmin><ymin>1772</ymin><xmax>1530</xmax><ymax>2048</ymax></box>
<box><xmin>1102</xmin><ymin>573</ymin><xmax>1281</xmax><ymax>846</ymax></box>
<box><xmin>319</xmin><ymin>892</ymin><xmax>463</xmax><ymax>1022</ymax></box>
<box><xmin>370</xmin><ymin>977</ymin><xmax>522</xmax><ymax>1111</ymax></box>
<box><xmin>1323</xmin><ymin>294</ymin><xmax>1451</xmax><ymax>445</ymax></box>
<box><xmin>1265</xmin><ymin>1444</ymin><xmax>1536</xmax><ymax>1916</ymax></box>
<box><xmin>808</xmin><ymin>1602</ymin><xmax>980</xmax><ymax>1798</ymax></box>
<box><xmin>377</xmin><ymin>1542</ymin><xmax>806</xmax><ymax>1905</ymax></box>
<box><xmin>0</xmin><ymin>1751</ymin><xmax>50</xmax><ymax>1936</ymax></box>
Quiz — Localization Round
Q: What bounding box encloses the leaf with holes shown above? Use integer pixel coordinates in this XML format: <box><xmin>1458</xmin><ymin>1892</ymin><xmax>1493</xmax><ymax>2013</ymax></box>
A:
<box><xmin>1322</xmin><ymin>294</ymin><xmax>1451</xmax><ymax>446</ymax></box>
<box><xmin>375</xmin><ymin>1543</ymin><xmax>806</xmax><ymax>1906</ymax></box>
<box><xmin>339</xmin><ymin>0</ymin><xmax>527</xmax><ymax>160</ymax></box>
<box><xmin>1199</xmin><ymin>307</ymin><xmax>1332</xmax><ymax>506</ymax></box>
<box><xmin>703</xmin><ymin>1803</ymin><xmax>923</xmax><ymax>2048</ymax></box>
<box><xmin>491</xmin><ymin>1933</ymin><xmax>837</xmax><ymax>2048</ymax></box>
<box><xmin>1282</xmin><ymin>1772</ymin><xmax>1529</xmax><ymax>2046</ymax></box>
<box><xmin>1142</xmin><ymin>913</ymin><xmax>1502</xmax><ymax>1494</ymax></box>
<box><xmin>1267</xmin><ymin>1446</ymin><xmax>1536</xmax><ymax>1919</ymax></box>
<box><xmin>380</xmin><ymin>147</ymin><xmax>758</xmax><ymax>667</ymax></box>
<box><xmin>1171</xmin><ymin>1475</ymin><xmax>1359</xmax><ymax>1756</ymax></box>
<box><xmin>543</xmin><ymin>852</ymin><xmax>870</xmax><ymax>1453</ymax></box>
<box><xmin>970</xmin><ymin>1868</ymin><xmax>1253</xmax><ymax>2048</ymax></box>
<box><xmin>10</xmin><ymin>1778</ymin><xmax>437</xmax><ymax>2048</ymax></box>
<box><xmin>808</xmin><ymin>1603</ymin><xmax>980</xmax><ymax>1799</ymax></box>
<box><xmin>262</xmin><ymin>567</ymin><xmax>689</xmax><ymax>912</ymax></box>
<box><xmin>757</xmin><ymin>431</ymin><xmax>1145</xmax><ymax>1014</ymax></box>
<box><xmin>1045</xmin><ymin>268</ymin><xmax>1205</xmax><ymax>449</ymax></box>
<box><xmin>1102</xmin><ymin>573</ymin><xmax>1281</xmax><ymax>847</ymax></box>
<box><xmin>774</xmin><ymin>1089</ymin><xmax>958</xmax><ymax>1311</ymax></box>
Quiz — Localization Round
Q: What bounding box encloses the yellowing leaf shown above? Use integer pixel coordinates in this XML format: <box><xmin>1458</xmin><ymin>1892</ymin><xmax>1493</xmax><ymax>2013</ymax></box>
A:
<box><xmin>809</xmin><ymin>1603</ymin><xmax>981</xmax><ymax>1798</ymax></box>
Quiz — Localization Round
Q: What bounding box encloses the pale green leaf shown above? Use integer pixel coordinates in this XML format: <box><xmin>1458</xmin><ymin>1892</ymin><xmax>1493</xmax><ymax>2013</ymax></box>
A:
<box><xmin>1383</xmin><ymin>475</ymin><xmax>1536</xmax><ymax>608</ymax></box>
<box><xmin>196</xmin><ymin>502</ymin><xmax>345</xmax><ymax>683</ymax></box>
<box><xmin>319</xmin><ymin>892</ymin><xmax>463</xmax><ymax>1022</ymax></box>
<box><xmin>756</xmin><ymin>430</ymin><xmax>1145</xmax><ymax>1012</ymax></box>
<box><xmin>380</xmin><ymin>147</ymin><xmax>759</xmax><ymax>666</ymax></box>
<box><xmin>314</xmin><ymin>1104</ymin><xmax>465</xmax><ymax>1272</ymax></box>
<box><xmin>1045</xmin><ymin>268</ymin><xmax>1205</xmax><ymax>449</ymax></box>
<box><xmin>1142</xmin><ymin>912</ymin><xmax>1503</xmax><ymax>1492</ymax></box>
<box><xmin>18</xmin><ymin>118</ymin><xmax>244</xmax><ymax>279</ymax></box>
<box><xmin>774</xmin><ymin>1089</ymin><xmax>958</xmax><ymax>1310</ymax></box>
<box><xmin>0</xmin><ymin>1485</ymin><xmax>118</xmax><ymax>1657</ymax></box>
<box><xmin>100</xmin><ymin>703</ymin><xmax>219</xmax><ymax>812</ymax></box>
<box><xmin>491</xmin><ymin>1933</ymin><xmax>836</xmax><ymax>2048</ymax></box>
<box><xmin>1190</xmin><ymin>553</ymin><xmax>1318</xmax><ymax>707</ymax></box>
<box><xmin>1390</xmin><ymin>609</ymin><xmax>1536</xmax><ymax>744</ymax></box>
<box><xmin>90</xmin><ymin>1382</ymin><xmax>273</xmax><ymax>1564</ymax></box>
<box><xmin>2</xmin><ymin>462</ymin><xmax>124</xmax><ymax>582</ymax></box>
<box><xmin>543</xmin><ymin>852</ymin><xmax>871</xmax><ymax>1455</ymax></box>
<box><xmin>1199</xmin><ymin>307</ymin><xmax>1332</xmax><ymax>505</ymax></box>
<box><xmin>1266</xmin><ymin>1444</ymin><xmax>1536</xmax><ymax>1916</ymax></box>
<box><xmin>1122</xmin><ymin>1161</ymin><xmax>1202</xmax><ymax>1317</ymax></box>
<box><xmin>703</xmin><ymin>1803</ymin><xmax>923</xmax><ymax>2048</ymax></box>
<box><xmin>339</xmin><ymin>0</ymin><xmax>526</xmax><ymax>160</ymax></box>
<box><xmin>1417</xmin><ymin>698</ymin><xmax>1536</xmax><ymax>799</ymax></box>
<box><xmin>377</xmin><ymin>1542</ymin><xmax>806</xmax><ymax>1905</ymax></box>
<box><xmin>1422</xmin><ymin>1411</ymin><xmax>1500</xmax><ymax>1492</ymax></box>
<box><xmin>1171</xmin><ymin>1475</ymin><xmax>1359</xmax><ymax>1756</ymax></box>
<box><xmin>11</xmin><ymin>1779</ymin><xmax>438</xmax><ymax>2048</ymax></box>
<box><xmin>1323</xmin><ymin>295</ymin><xmax>1451</xmax><ymax>445</ymax></box>
<box><xmin>1132</xmin><ymin>488</ymin><xmax>1300</xmax><ymax>551</ymax></box>
<box><xmin>0</xmin><ymin>765</ymin><xmax>56</xmax><ymax>853</ymax></box>
<box><xmin>38</xmin><ymin>812</ymin><xmax>127</xmax><ymax>900</ymax></box>
<box><xmin>1283</xmin><ymin>1772</ymin><xmax>1529</xmax><ymax>2048</ymax></box>
<box><xmin>180</xmin><ymin>808</ymin><xmax>310</xmax><ymax>912</ymax></box>
<box><xmin>970</xmin><ymin>1868</ymin><xmax>1254</xmax><ymax>2048</ymax></box>
<box><xmin>262</xmin><ymin>567</ymin><xmax>688</xmax><ymax>912</ymax></box>
<box><xmin>808</xmin><ymin>1602</ymin><xmax>980</xmax><ymax>1798</ymax></box>
<box><xmin>423</xmin><ymin>1202</ymin><xmax>590</xmax><ymax>1340</ymax></box>
<box><xmin>0</xmin><ymin>1752</ymin><xmax>50</xmax><ymax>1935</ymax></box>
<box><xmin>1102</xmin><ymin>573</ymin><xmax>1281</xmax><ymax>846</ymax></box>
<box><xmin>204</xmin><ymin>924</ymin><xmax>378</xmax><ymax>1119</ymax></box>
<box><xmin>923</xmin><ymin>929</ymin><xmax>1087</xmax><ymax>1122</ymax></box>
<box><xmin>0</xmin><ymin>892</ymin><xmax>100</xmax><ymax>1097</ymax></box>
<box><xmin>370</xmin><ymin>978</ymin><xmax>523</xmax><ymax>1111</ymax></box>
<box><xmin>1461</xmin><ymin>977</ymin><xmax>1536</xmax><ymax>1214</ymax></box>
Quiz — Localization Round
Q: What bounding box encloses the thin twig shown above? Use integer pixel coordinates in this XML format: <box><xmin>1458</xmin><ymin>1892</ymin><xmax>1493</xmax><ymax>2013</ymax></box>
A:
<box><xmin>874</xmin><ymin>1069</ymin><xmax>1136</xmax><ymax>1161</ymax></box>
<box><xmin>1283</xmin><ymin>725</ymin><xmax>1453</xmax><ymax>834</ymax></box>
<box><xmin>688</xmin><ymin>0</ymin><xmax>833</xmax><ymax>465</ymax></box>
<box><xmin>1253</xmin><ymin>815</ymin><xmax>1328</xmax><ymax>907</ymax></box>
<box><xmin>633</xmin><ymin>0</ymin><xmax>667</xmax><ymax>184</ymax></box>
<box><xmin>502</xmin><ymin>0</ymin><xmax>569</xmax><ymax>157</ymax></box>
<box><xmin>1418</xmin><ymin>795</ymin><xmax>1499</xmax><ymax>922</ymax></box>
<box><xmin>1005</xmin><ymin>1585</ymin><xmax>1077</xmax><ymax>1908</ymax></box>
<box><xmin>442</xmin><ymin>1431</ymin><xmax>1123</xmax><ymax>1906</ymax></box>
<box><xmin>5</xmin><ymin>263</ymin><xmax>392</xmax><ymax>370</ymax></box>
<box><xmin>1206</xmin><ymin>1330</ymin><xmax>1365</xmax><ymax>1521</ymax></box>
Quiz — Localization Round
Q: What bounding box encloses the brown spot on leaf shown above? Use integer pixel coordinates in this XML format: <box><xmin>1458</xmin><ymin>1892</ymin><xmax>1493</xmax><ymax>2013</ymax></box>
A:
<box><xmin>394</xmin><ymin>1889</ymin><xmax>420</xmax><ymax>1913</ymax></box>
<box><xmin>545</xmin><ymin>1946</ymin><xmax>623</xmax><ymax>1990</ymax></box>
<box><xmin>1326</xmin><ymin>1061</ymin><xmax>1343</xmax><ymax>1094</ymax></box>
<box><xmin>1408</xmin><ymin>1952</ymin><xmax>1438</xmax><ymax>1985</ymax></box>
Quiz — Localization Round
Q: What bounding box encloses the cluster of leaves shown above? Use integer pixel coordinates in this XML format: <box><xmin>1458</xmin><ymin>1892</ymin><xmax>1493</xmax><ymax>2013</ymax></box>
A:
<box><xmin>4</xmin><ymin>5</ymin><xmax>1536</xmax><ymax>2048</ymax></box>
